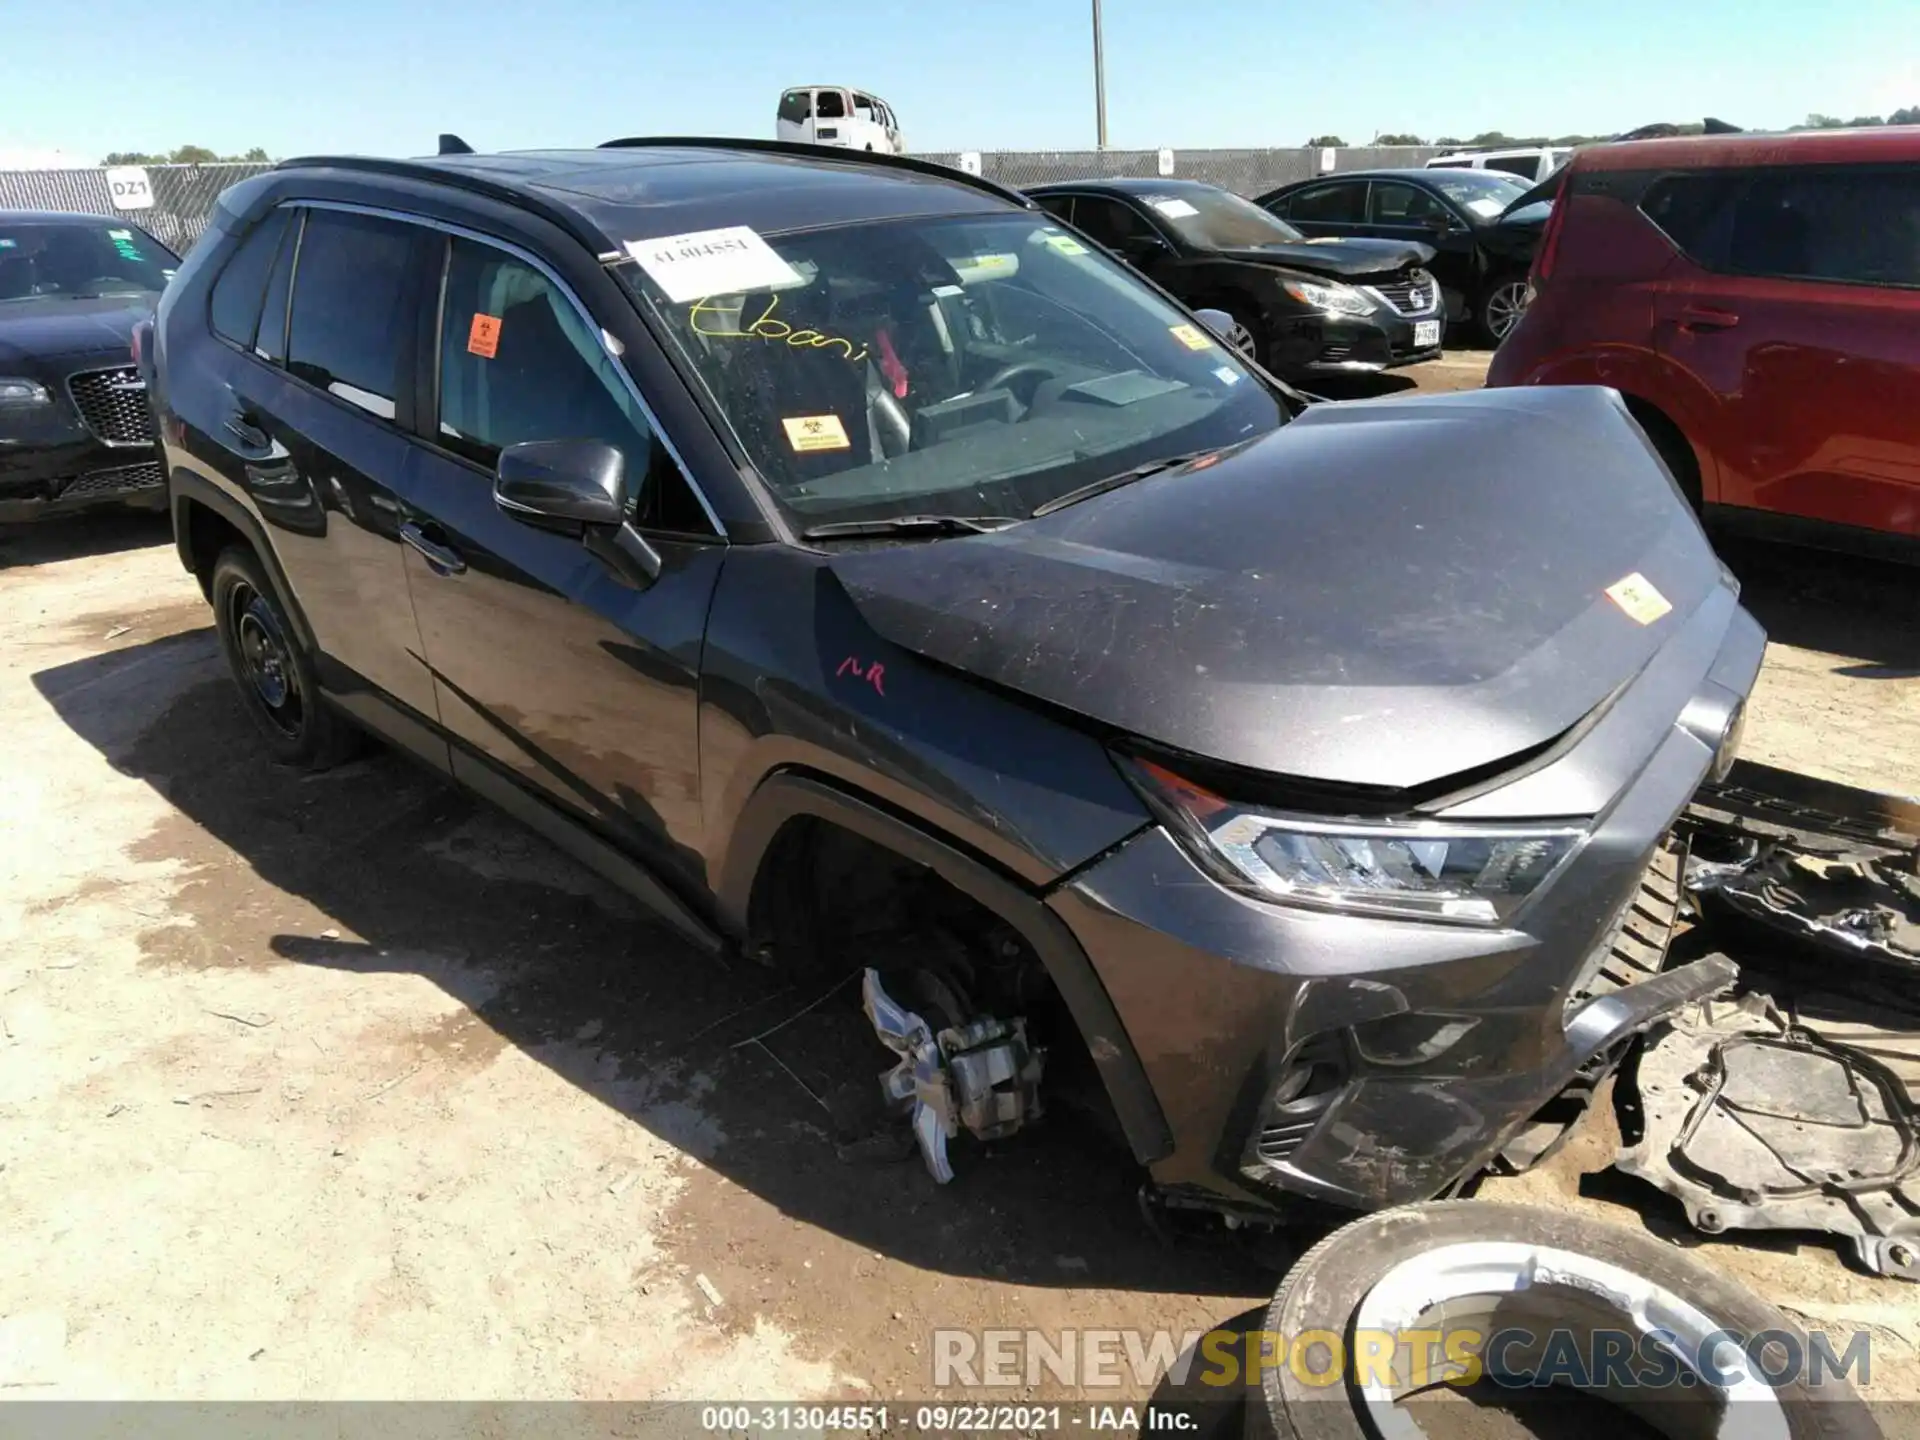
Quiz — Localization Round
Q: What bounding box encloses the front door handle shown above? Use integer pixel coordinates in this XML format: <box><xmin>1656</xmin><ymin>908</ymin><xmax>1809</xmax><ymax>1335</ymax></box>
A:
<box><xmin>399</xmin><ymin>520</ymin><xmax>466</xmax><ymax>576</ymax></box>
<box><xmin>1678</xmin><ymin>305</ymin><xmax>1740</xmax><ymax>332</ymax></box>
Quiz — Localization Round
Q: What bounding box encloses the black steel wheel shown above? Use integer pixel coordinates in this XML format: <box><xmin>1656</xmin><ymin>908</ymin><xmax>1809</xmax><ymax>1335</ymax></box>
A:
<box><xmin>210</xmin><ymin>546</ymin><xmax>361</xmax><ymax>768</ymax></box>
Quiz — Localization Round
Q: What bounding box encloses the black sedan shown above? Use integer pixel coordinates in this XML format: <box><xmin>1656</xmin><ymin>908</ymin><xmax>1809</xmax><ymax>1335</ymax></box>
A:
<box><xmin>1025</xmin><ymin>179</ymin><xmax>1444</xmax><ymax>377</ymax></box>
<box><xmin>0</xmin><ymin>209</ymin><xmax>176</xmax><ymax>522</ymax></box>
<box><xmin>1255</xmin><ymin>169</ymin><xmax>1547</xmax><ymax>344</ymax></box>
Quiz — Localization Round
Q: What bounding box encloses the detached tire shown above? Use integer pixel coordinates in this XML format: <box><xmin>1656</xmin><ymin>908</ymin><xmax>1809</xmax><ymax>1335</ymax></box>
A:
<box><xmin>1250</xmin><ymin>1201</ymin><xmax>1878</xmax><ymax>1440</ymax></box>
<box><xmin>210</xmin><ymin>546</ymin><xmax>361</xmax><ymax>770</ymax></box>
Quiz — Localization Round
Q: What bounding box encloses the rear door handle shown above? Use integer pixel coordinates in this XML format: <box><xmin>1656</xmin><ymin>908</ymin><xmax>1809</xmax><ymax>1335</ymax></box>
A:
<box><xmin>1678</xmin><ymin>305</ymin><xmax>1740</xmax><ymax>332</ymax></box>
<box><xmin>223</xmin><ymin>412</ymin><xmax>270</xmax><ymax>449</ymax></box>
<box><xmin>399</xmin><ymin>521</ymin><xmax>466</xmax><ymax>576</ymax></box>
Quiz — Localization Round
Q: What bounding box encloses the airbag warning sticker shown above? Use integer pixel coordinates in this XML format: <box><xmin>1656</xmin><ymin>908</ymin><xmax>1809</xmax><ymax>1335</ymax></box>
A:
<box><xmin>782</xmin><ymin>414</ymin><xmax>851</xmax><ymax>452</ymax></box>
<box><xmin>1605</xmin><ymin>572</ymin><xmax>1672</xmax><ymax>625</ymax></box>
<box><xmin>467</xmin><ymin>313</ymin><xmax>502</xmax><ymax>358</ymax></box>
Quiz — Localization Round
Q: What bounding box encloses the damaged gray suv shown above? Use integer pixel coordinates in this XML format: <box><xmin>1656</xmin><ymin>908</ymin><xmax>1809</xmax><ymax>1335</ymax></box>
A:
<box><xmin>151</xmin><ymin>139</ymin><xmax>1763</xmax><ymax>1225</ymax></box>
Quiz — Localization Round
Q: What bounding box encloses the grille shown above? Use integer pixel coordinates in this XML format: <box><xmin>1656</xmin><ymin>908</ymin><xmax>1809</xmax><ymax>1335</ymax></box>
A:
<box><xmin>62</xmin><ymin>460</ymin><xmax>163</xmax><ymax>499</ymax></box>
<box><xmin>1367</xmin><ymin>268</ymin><xmax>1440</xmax><ymax>316</ymax></box>
<box><xmin>66</xmin><ymin>367</ymin><xmax>157</xmax><ymax>446</ymax></box>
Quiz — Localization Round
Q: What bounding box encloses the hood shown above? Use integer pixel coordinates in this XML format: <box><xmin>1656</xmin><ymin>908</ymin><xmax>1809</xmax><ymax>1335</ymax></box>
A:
<box><xmin>0</xmin><ymin>295</ymin><xmax>153</xmax><ymax>366</ymax></box>
<box><xmin>831</xmin><ymin>386</ymin><xmax>1722</xmax><ymax>793</ymax></box>
<box><xmin>1218</xmin><ymin>237</ymin><xmax>1435</xmax><ymax>278</ymax></box>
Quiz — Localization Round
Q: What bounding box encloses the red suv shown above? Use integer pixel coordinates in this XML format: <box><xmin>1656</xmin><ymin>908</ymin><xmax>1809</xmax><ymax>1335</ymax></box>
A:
<box><xmin>1488</xmin><ymin>127</ymin><xmax>1920</xmax><ymax>554</ymax></box>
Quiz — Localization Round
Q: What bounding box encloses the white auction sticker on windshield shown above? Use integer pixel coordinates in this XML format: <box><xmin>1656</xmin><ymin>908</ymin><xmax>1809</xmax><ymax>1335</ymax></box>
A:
<box><xmin>1466</xmin><ymin>197</ymin><xmax>1506</xmax><ymax>217</ymax></box>
<box><xmin>1150</xmin><ymin>198</ymin><xmax>1199</xmax><ymax>219</ymax></box>
<box><xmin>625</xmin><ymin>226</ymin><xmax>802</xmax><ymax>304</ymax></box>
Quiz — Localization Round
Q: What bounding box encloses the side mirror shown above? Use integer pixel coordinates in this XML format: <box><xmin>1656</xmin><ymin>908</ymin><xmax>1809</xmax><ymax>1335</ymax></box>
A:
<box><xmin>495</xmin><ymin>438</ymin><xmax>661</xmax><ymax>588</ymax></box>
<box><xmin>1117</xmin><ymin>232</ymin><xmax>1171</xmax><ymax>263</ymax></box>
<box><xmin>495</xmin><ymin>439</ymin><xmax>629</xmax><ymax>530</ymax></box>
<box><xmin>1193</xmin><ymin>308</ymin><xmax>1237</xmax><ymax>343</ymax></box>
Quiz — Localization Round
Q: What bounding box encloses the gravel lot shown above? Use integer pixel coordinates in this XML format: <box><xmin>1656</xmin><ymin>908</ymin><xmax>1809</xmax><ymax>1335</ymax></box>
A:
<box><xmin>2</xmin><ymin>352</ymin><xmax>1917</xmax><ymax>1411</ymax></box>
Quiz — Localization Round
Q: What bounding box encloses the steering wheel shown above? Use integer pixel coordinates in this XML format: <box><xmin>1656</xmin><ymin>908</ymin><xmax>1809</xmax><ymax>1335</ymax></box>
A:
<box><xmin>977</xmin><ymin>361</ymin><xmax>1055</xmax><ymax>399</ymax></box>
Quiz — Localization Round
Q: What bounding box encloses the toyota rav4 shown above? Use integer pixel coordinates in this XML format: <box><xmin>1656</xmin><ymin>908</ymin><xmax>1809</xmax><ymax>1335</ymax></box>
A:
<box><xmin>148</xmin><ymin>138</ymin><xmax>1763</xmax><ymax>1221</ymax></box>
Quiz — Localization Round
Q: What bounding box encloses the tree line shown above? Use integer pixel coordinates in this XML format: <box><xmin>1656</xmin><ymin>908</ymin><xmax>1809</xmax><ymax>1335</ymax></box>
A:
<box><xmin>1308</xmin><ymin>107</ymin><xmax>1920</xmax><ymax>149</ymax></box>
<box><xmin>101</xmin><ymin>146</ymin><xmax>271</xmax><ymax>165</ymax></box>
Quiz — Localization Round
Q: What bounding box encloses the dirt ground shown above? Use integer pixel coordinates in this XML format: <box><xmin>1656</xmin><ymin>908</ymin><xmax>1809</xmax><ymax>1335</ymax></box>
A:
<box><xmin>2</xmin><ymin>352</ymin><xmax>1917</xmax><ymax>1417</ymax></box>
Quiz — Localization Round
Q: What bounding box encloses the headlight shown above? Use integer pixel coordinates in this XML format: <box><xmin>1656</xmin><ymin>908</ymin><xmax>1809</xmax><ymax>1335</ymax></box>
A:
<box><xmin>0</xmin><ymin>377</ymin><xmax>51</xmax><ymax>407</ymax></box>
<box><xmin>1120</xmin><ymin>754</ymin><xmax>1584</xmax><ymax>926</ymax></box>
<box><xmin>1281</xmin><ymin>279</ymin><xmax>1376</xmax><ymax>317</ymax></box>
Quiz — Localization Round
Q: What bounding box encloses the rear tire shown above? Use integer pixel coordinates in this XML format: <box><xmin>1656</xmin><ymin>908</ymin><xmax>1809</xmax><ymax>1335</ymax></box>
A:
<box><xmin>1625</xmin><ymin>400</ymin><xmax>1705</xmax><ymax>513</ymax></box>
<box><xmin>1249</xmin><ymin>1201</ymin><xmax>1879</xmax><ymax>1440</ymax></box>
<box><xmin>210</xmin><ymin>546</ymin><xmax>361</xmax><ymax>770</ymax></box>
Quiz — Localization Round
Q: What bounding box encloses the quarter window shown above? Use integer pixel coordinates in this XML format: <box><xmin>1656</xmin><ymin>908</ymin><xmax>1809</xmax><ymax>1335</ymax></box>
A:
<box><xmin>285</xmin><ymin>209</ymin><xmax>419</xmax><ymax>420</ymax></box>
<box><xmin>1638</xmin><ymin>173</ymin><xmax>1742</xmax><ymax>264</ymax></box>
<box><xmin>208</xmin><ymin>208</ymin><xmax>289</xmax><ymax>349</ymax></box>
<box><xmin>254</xmin><ymin>208</ymin><xmax>300</xmax><ymax>363</ymax></box>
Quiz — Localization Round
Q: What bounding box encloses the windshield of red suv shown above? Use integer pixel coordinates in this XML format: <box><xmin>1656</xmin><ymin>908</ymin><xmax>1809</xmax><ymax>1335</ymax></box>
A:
<box><xmin>620</xmin><ymin>212</ymin><xmax>1286</xmax><ymax>528</ymax></box>
<box><xmin>1134</xmin><ymin>187</ymin><xmax>1310</xmax><ymax>249</ymax></box>
<box><xmin>0</xmin><ymin>221</ymin><xmax>177</xmax><ymax>302</ymax></box>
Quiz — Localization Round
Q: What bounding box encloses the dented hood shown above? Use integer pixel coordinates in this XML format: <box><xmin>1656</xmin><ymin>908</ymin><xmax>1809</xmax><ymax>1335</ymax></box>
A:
<box><xmin>830</xmin><ymin>386</ymin><xmax>1723</xmax><ymax>793</ymax></box>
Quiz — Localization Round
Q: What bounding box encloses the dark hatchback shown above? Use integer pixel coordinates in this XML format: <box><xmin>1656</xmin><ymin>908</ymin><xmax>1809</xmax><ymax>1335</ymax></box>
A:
<box><xmin>0</xmin><ymin>210</ymin><xmax>176</xmax><ymax>522</ymax></box>
<box><xmin>1257</xmin><ymin>169</ymin><xmax>1548</xmax><ymax>343</ymax></box>
<box><xmin>1025</xmin><ymin>178</ymin><xmax>1444</xmax><ymax>375</ymax></box>
<box><xmin>149</xmin><ymin>139</ymin><xmax>1761</xmax><ymax>1221</ymax></box>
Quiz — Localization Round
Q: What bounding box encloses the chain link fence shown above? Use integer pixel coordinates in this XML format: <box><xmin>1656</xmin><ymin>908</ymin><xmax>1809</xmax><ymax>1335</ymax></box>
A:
<box><xmin>0</xmin><ymin>147</ymin><xmax>1445</xmax><ymax>247</ymax></box>
<box><xmin>0</xmin><ymin>163</ymin><xmax>273</xmax><ymax>253</ymax></box>
<box><xmin>915</xmin><ymin>145</ymin><xmax>1445</xmax><ymax>195</ymax></box>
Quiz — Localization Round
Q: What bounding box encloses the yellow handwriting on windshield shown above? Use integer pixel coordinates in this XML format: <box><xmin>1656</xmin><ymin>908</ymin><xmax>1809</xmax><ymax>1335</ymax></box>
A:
<box><xmin>689</xmin><ymin>294</ymin><xmax>870</xmax><ymax>364</ymax></box>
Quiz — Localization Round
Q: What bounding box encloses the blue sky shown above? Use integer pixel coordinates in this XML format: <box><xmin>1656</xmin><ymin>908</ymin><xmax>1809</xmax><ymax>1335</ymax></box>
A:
<box><xmin>2</xmin><ymin>0</ymin><xmax>1916</xmax><ymax>161</ymax></box>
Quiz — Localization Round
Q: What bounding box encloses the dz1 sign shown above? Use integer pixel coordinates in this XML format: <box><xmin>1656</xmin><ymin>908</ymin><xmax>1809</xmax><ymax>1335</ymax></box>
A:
<box><xmin>105</xmin><ymin>167</ymin><xmax>155</xmax><ymax>211</ymax></box>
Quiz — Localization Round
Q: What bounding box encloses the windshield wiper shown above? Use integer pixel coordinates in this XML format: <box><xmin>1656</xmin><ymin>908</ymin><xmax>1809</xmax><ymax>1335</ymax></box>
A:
<box><xmin>800</xmin><ymin>513</ymin><xmax>1021</xmax><ymax>541</ymax></box>
<box><xmin>1030</xmin><ymin>446</ymin><xmax>1231</xmax><ymax>518</ymax></box>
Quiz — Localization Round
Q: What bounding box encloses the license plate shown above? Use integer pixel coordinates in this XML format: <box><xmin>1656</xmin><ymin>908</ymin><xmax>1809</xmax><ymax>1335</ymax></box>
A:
<box><xmin>1413</xmin><ymin>320</ymin><xmax>1441</xmax><ymax>348</ymax></box>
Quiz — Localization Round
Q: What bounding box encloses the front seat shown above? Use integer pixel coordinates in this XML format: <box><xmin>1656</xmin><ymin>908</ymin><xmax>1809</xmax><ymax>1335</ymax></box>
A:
<box><xmin>722</xmin><ymin>287</ymin><xmax>876</xmax><ymax>494</ymax></box>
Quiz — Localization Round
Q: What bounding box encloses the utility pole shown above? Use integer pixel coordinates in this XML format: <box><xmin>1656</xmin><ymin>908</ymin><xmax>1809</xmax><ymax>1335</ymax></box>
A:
<box><xmin>1092</xmin><ymin>0</ymin><xmax>1109</xmax><ymax>149</ymax></box>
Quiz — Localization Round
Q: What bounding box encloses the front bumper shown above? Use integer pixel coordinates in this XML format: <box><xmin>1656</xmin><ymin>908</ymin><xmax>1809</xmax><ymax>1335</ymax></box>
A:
<box><xmin>0</xmin><ymin>361</ymin><xmax>162</xmax><ymax>522</ymax></box>
<box><xmin>1268</xmin><ymin>307</ymin><xmax>1444</xmax><ymax>375</ymax></box>
<box><xmin>1047</xmin><ymin>593</ymin><xmax>1767</xmax><ymax>1215</ymax></box>
<box><xmin>0</xmin><ymin>437</ymin><xmax>166</xmax><ymax>521</ymax></box>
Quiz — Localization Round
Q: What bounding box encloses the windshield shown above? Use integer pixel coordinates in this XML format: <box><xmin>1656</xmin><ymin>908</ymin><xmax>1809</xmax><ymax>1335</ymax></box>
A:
<box><xmin>1138</xmin><ymin>187</ymin><xmax>1306</xmax><ymax>249</ymax></box>
<box><xmin>1422</xmin><ymin>170</ymin><xmax>1532</xmax><ymax>219</ymax></box>
<box><xmin>0</xmin><ymin>221</ymin><xmax>177</xmax><ymax>301</ymax></box>
<box><xmin>619</xmin><ymin>212</ymin><xmax>1285</xmax><ymax>529</ymax></box>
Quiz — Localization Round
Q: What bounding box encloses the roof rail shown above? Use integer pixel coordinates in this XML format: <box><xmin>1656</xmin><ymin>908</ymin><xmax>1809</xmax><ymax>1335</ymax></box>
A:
<box><xmin>594</xmin><ymin>134</ymin><xmax>1033</xmax><ymax>209</ymax></box>
<box><xmin>271</xmin><ymin>154</ymin><xmax>618</xmax><ymax>255</ymax></box>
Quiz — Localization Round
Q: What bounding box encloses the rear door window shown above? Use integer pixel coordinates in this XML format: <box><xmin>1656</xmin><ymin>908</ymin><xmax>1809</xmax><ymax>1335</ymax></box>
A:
<box><xmin>285</xmin><ymin>209</ymin><xmax>421</xmax><ymax>421</ymax></box>
<box><xmin>1638</xmin><ymin>173</ymin><xmax>1743</xmax><ymax>265</ymax></box>
<box><xmin>1286</xmin><ymin>181</ymin><xmax>1367</xmax><ymax>222</ymax></box>
<box><xmin>778</xmin><ymin>90</ymin><xmax>811</xmax><ymax>124</ymax></box>
<box><xmin>1484</xmin><ymin>155</ymin><xmax>1540</xmax><ymax>178</ymax></box>
<box><xmin>208</xmin><ymin>208</ymin><xmax>290</xmax><ymax>349</ymax></box>
<box><xmin>1725</xmin><ymin>165</ymin><xmax>1920</xmax><ymax>288</ymax></box>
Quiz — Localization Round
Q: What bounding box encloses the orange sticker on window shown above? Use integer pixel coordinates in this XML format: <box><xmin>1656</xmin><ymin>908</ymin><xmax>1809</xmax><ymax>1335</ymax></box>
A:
<box><xmin>1605</xmin><ymin>572</ymin><xmax>1673</xmax><ymax>625</ymax></box>
<box><xmin>1169</xmin><ymin>323</ymin><xmax>1213</xmax><ymax>351</ymax></box>
<box><xmin>467</xmin><ymin>313</ymin><xmax>502</xmax><ymax>359</ymax></box>
<box><xmin>782</xmin><ymin>414</ymin><xmax>851</xmax><ymax>452</ymax></box>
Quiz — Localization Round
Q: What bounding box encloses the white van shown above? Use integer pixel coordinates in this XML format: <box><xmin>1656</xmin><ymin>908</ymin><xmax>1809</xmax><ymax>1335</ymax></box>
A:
<box><xmin>1424</xmin><ymin>146</ymin><xmax>1571</xmax><ymax>183</ymax></box>
<box><xmin>776</xmin><ymin>87</ymin><xmax>905</xmax><ymax>154</ymax></box>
